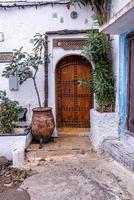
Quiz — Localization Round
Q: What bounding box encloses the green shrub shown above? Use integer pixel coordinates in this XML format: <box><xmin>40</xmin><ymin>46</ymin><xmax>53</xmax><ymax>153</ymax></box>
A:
<box><xmin>0</xmin><ymin>91</ymin><xmax>20</xmax><ymax>133</ymax></box>
<box><xmin>83</xmin><ymin>31</ymin><xmax>112</xmax><ymax>63</ymax></box>
<box><xmin>79</xmin><ymin>31</ymin><xmax>115</xmax><ymax>112</ymax></box>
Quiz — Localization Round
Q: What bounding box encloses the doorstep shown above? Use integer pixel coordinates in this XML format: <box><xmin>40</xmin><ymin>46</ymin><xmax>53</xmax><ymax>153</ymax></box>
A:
<box><xmin>26</xmin><ymin>136</ymin><xmax>92</xmax><ymax>162</ymax></box>
<box><xmin>57</xmin><ymin>128</ymin><xmax>90</xmax><ymax>137</ymax></box>
<box><xmin>103</xmin><ymin>139</ymin><xmax>134</xmax><ymax>170</ymax></box>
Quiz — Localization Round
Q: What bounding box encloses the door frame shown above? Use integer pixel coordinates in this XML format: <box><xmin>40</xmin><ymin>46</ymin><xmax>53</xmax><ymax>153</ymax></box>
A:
<box><xmin>55</xmin><ymin>54</ymin><xmax>93</xmax><ymax>130</ymax></box>
<box><xmin>126</xmin><ymin>32</ymin><xmax>134</xmax><ymax>137</ymax></box>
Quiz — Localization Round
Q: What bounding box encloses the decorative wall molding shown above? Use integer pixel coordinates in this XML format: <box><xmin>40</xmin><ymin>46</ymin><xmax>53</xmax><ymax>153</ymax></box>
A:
<box><xmin>0</xmin><ymin>1</ymin><xmax>69</xmax><ymax>9</ymax></box>
<box><xmin>0</xmin><ymin>52</ymin><xmax>13</xmax><ymax>63</ymax></box>
<box><xmin>46</xmin><ymin>29</ymin><xmax>93</xmax><ymax>35</ymax></box>
<box><xmin>53</xmin><ymin>38</ymin><xmax>86</xmax><ymax>50</ymax></box>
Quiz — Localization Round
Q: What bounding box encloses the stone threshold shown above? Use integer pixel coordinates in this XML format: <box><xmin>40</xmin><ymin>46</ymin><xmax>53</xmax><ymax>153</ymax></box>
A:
<box><xmin>103</xmin><ymin>139</ymin><xmax>134</xmax><ymax>171</ymax></box>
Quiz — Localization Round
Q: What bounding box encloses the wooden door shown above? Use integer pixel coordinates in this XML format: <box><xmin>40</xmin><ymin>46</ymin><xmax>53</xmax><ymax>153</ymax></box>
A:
<box><xmin>127</xmin><ymin>33</ymin><xmax>134</xmax><ymax>136</ymax></box>
<box><xmin>56</xmin><ymin>55</ymin><xmax>93</xmax><ymax>129</ymax></box>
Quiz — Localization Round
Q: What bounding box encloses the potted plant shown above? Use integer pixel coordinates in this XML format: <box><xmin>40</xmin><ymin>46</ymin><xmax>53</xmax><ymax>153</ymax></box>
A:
<box><xmin>0</xmin><ymin>90</ymin><xmax>32</xmax><ymax>159</ymax></box>
<box><xmin>0</xmin><ymin>90</ymin><xmax>20</xmax><ymax>133</ymax></box>
<box><xmin>2</xmin><ymin>33</ymin><xmax>55</xmax><ymax>148</ymax></box>
<box><xmin>79</xmin><ymin>30</ymin><xmax>118</xmax><ymax>151</ymax></box>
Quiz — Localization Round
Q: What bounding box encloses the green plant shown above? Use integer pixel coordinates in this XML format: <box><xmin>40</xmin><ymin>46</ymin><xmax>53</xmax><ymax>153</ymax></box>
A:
<box><xmin>79</xmin><ymin>31</ymin><xmax>115</xmax><ymax>112</ymax></box>
<box><xmin>69</xmin><ymin>0</ymin><xmax>111</xmax><ymax>25</ymax></box>
<box><xmin>0</xmin><ymin>90</ymin><xmax>20</xmax><ymax>133</ymax></box>
<box><xmin>83</xmin><ymin>31</ymin><xmax>112</xmax><ymax>63</ymax></box>
<box><xmin>2</xmin><ymin>33</ymin><xmax>46</xmax><ymax>107</ymax></box>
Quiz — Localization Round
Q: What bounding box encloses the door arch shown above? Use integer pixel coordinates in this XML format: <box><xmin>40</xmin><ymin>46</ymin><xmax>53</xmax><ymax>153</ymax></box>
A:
<box><xmin>56</xmin><ymin>55</ymin><xmax>93</xmax><ymax>129</ymax></box>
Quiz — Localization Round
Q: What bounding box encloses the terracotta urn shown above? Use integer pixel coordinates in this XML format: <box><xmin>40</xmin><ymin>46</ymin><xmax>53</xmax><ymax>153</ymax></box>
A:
<box><xmin>32</xmin><ymin>107</ymin><xmax>55</xmax><ymax>140</ymax></box>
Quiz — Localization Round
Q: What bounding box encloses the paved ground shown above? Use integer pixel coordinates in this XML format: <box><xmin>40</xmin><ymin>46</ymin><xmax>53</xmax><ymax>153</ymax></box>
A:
<box><xmin>21</xmin><ymin>136</ymin><xmax>134</xmax><ymax>200</ymax></box>
<box><xmin>0</xmin><ymin>188</ymin><xmax>30</xmax><ymax>200</ymax></box>
<box><xmin>0</xmin><ymin>156</ymin><xmax>33</xmax><ymax>200</ymax></box>
<box><xmin>26</xmin><ymin>135</ymin><xmax>91</xmax><ymax>160</ymax></box>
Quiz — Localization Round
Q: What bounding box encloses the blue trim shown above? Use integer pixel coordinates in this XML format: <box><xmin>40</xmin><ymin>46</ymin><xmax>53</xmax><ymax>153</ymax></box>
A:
<box><xmin>119</xmin><ymin>33</ymin><xmax>128</xmax><ymax>136</ymax></box>
<box><xmin>119</xmin><ymin>29</ymin><xmax>134</xmax><ymax>137</ymax></box>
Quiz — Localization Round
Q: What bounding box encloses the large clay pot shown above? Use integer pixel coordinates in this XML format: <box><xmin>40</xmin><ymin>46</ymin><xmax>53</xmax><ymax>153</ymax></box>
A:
<box><xmin>32</xmin><ymin>107</ymin><xmax>55</xmax><ymax>139</ymax></box>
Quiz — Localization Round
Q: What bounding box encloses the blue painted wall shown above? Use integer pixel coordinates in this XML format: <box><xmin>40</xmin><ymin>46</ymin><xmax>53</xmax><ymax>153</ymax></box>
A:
<box><xmin>119</xmin><ymin>29</ymin><xmax>134</xmax><ymax>136</ymax></box>
<box><xmin>119</xmin><ymin>33</ymin><xmax>128</xmax><ymax>137</ymax></box>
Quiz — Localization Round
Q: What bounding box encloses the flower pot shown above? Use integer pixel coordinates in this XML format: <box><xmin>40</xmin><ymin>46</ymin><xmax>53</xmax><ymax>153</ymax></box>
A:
<box><xmin>32</xmin><ymin>107</ymin><xmax>55</xmax><ymax>141</ymax></box>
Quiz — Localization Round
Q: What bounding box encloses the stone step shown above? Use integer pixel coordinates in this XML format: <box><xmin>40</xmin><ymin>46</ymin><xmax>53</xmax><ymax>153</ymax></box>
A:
<box><xmin>104</xmin><ymin>140</ymin><xmax>134</xmax><ymax>171</ymax></box>
<box><xmin>26</xmin><ymin>136</ymin><xmax>92</xmax><ymax>162</ymax></box>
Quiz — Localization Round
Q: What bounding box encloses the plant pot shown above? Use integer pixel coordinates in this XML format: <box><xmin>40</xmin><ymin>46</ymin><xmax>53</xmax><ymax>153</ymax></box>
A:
<box><xmin>32</xmin><ymin>107</ymin><xmax>55</xmax><ymax>140</ymax></box>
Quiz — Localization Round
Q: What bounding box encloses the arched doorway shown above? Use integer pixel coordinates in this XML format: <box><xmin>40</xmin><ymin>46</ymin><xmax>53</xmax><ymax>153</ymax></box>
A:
<box><xmin>56</xmin><ymin>55</ymin><xmax>93</xmax><ymax>131</ymax></box>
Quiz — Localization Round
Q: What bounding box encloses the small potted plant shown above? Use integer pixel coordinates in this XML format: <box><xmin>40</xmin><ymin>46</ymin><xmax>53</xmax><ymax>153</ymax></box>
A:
<box><xmin>2</xmin><ymin>33</ymin><xmax>55</xmax><ymax>148</ymax></box>
<box><xmin>79</xmin><ymin>30</ymin><xmax>118</xmax><ymax>151</ymax></box>
<box><xmin>0</xmin><ymin>90</ymin><xmax>32</xmax><ymax>159</ymax></box>
<box><xmin>0</xmin><ymin>90</ymin><xmax>20</xmax><ymax>134</ymax></box>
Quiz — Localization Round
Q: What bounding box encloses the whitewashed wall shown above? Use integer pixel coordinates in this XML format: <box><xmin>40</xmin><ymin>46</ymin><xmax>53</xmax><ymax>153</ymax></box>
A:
<box><xmin>110</xmin><ymin>0</ymin><xmax>131</xmax><ymax>17</ymax></box>
<box><xmin>0</xmin><ymin>4</ymin><xmax>94</xmax><ymax>133</ymax></box>
<box><xmin>111</xmin><ymin>35</ymin><xmax>119</xmax><ymax>112</ymax></box>
<box><xmin>110</xmin><ymin>0</ymin><xmax>131</xmax><ymax>112</ymax></box>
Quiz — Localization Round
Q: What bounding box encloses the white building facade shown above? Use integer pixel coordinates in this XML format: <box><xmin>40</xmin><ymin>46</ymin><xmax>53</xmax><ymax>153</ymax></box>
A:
<box><xmin>0</xmin><ymin>1</ymin><xmax>96</xmax><ymax>135</ymax></box>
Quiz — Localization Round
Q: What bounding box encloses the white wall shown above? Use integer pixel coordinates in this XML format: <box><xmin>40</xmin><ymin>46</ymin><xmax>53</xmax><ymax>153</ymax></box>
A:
<box><xmin>90</xmin><ymin>109</ymin><xmax>119</xmax><ymax>151</ymax></box>
<box><xmin>0</xmin><ymin>4</ymin><xmax>95</xmax><ymax>132</ymax></box>
<box><xmin>0</xmin><ymin>132</ymin><xmax>32</xmax><ymax>160</ymax></box>
<box><xmin>0</xmin><ymin>4</ymin><xmax>94</xmax><ymax>51</ymax></box>
<box><xmin>110</xmin><ymin>0</ymin><xmax>130</xmax><ymax>112</ymax></box>
<box><xmin>111</xmin><ymin>35</ymin><xmax>119</xmax><ymax>112</ymax></box>
<box><xmin>110</xmin><ymin>0</ymin><xmax>131</xmax><ymax>17</ymax></box>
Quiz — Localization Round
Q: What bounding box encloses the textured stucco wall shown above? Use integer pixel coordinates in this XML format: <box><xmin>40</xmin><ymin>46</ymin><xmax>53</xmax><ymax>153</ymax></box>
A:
<box><xmin>121</xmin><ymin>134</ymin><xmax>134</xmax><ymax>153</ymax></box>
<box><xmin>109</xmin><ymin>1</ymin><xmax>131</xmax><ymax>113</ymax></box>
<box><xmin>109</xmin><ymin>1</ymin><xmax>134</xmax><ymax>138</ymax></box>
<box><xmin>111</xmin><ymin>35</ymin><xmax>119</xmax><ymax>112</ymax></box>
<box><xmin>0</xmin><ymin>132</ymin><xmax>32</xmax><ymax>160</ymax></box>
<box><xmin>110</xmin><ymin>0</ymin><xmax>131</xmax><ymax>17</ymax></box>
<box><xmin>0</xmin><ymin>4</ymin><xmax>95</xmax><ymax>132</ymax></box>
<box><xmin>90</xmin><ymin>109</ymin><xmax>119</xmax><ymax>151</ymax></box>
